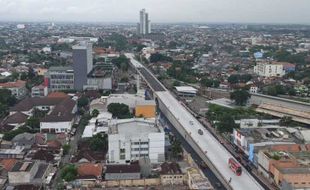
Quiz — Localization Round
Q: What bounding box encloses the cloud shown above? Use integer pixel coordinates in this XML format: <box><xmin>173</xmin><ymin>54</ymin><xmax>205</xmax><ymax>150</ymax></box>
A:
<box><xmin>0</xmin><ymin>0</ymin><xmax>309</xmax><ymax>24</ymax></box>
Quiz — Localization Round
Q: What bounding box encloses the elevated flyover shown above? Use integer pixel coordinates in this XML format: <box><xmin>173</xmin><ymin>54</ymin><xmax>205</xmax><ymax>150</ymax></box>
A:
<box><xmin>125</xmin><ymin>53</ymin><xmax>264</xmax><ymax>190</ymax></box>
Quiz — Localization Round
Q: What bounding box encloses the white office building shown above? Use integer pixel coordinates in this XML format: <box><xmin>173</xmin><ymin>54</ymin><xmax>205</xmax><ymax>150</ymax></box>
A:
<box><xmin>138</xmin><ymin>9</ymin><xmax>151</xmax><ymax>35</ymax></box>
<box><xmin>254</xmin><ymin>62</ymin><xmax>285</xmax><ymax>77</ymax></box>
<box><xmin>108</xmin><ymin>118</ymin><xmax>165</xmax><ymax>164</ymax></box>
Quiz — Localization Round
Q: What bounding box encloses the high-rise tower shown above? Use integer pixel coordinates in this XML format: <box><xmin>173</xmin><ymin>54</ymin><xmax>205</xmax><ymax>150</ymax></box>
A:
<box><xmin>138</xmin><ymin>9</ymin><xmax>151</xmax><ymax>35</ymax></box>
<box><xmin>72</xmin><ymin>42</ymin><xmax>93</xmax><ymax>90</ymax></box>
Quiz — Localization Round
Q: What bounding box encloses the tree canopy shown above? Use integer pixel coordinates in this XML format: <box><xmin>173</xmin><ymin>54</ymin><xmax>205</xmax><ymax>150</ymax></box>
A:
<box><xmin>216</xmin><ymin>114</ymin><xmax>238</xmax><ymax>133</ymax></box>
<box><xmin>200</xmin><ymin>77</ymin><xmax>220</xmax><ymax>88</ymax></box>
<box><xmin>91</xmin><ymin>109</ymin><xmax>100</xmax><ymax>118</ymax></box>
<box><xmin>230</xmin><ymin>89</ymin><xmax>251</xmax><ymax>106</ymax></box>
<box><xmin>227</xmin><ymin>74</ymin><xmax>252</xmax><ymax>84</ymax></box>
<box><xmin>263</xmin><ymin>85</ymin><xmax>296</xmax><ymax>96</ymax></box>
<box><xmin>61</xmin><ymin>164</ymin><xmax>77</xmax><ymax>182</ymax></box>
<box><xmin>107</xmin><ymin>103</ymin><xmax>132</xmax><ymax>119</ymax></box>
<box><xmin>77</xmin><ymin>96</ymin><xmax>89</xmax><ymax>108</ymax></box>
<box><xmin>150</xmin><ymin>53</ymin><xmax>173</xmax><ymax>63</ymax></box>
<box><xmin>0</xmin><ymin>89</ymin><xmax>17</xmax><ymax>118</ymax></box>
<box><xmin>89</xmin><ymin>134</ymin><xmax>108</xmax><ymax>151</ymax></box>
<box><xmin>111</xmin><ymin>55</ymin><xmax>129</xmax><ymax>71</ymax></box>
<box><xmin>2</xmin><ymin>127</ymin><xmax>34</xmax><ymax>141</ymax></box>
<box><xmin>167</xmin><ymin>61</ymin><xmax>197</xmax><ymax>83</ymax></box>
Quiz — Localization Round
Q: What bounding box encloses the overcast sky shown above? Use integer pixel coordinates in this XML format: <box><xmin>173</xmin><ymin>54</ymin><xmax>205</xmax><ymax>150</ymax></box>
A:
<box><xmin>0</xmin><ymin>0</ymin><xmax>309</xmax><ymax>24</ymax></box>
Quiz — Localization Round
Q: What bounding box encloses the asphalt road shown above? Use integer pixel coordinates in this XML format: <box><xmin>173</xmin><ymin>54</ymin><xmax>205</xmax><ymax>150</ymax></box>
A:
<box><xmin>159</xmin><ymin>112</ymin><xmax>226</xmax><ymax>190</ymax></box>
<box><xmin>138</xmin><ymin>67</ymin><xmax>166</xmax><ymax>92</ymax></box>
<box><xmin>196</xmin><ymin>115</ymin><xmax>278</xmax><ymax>190</ymax></box>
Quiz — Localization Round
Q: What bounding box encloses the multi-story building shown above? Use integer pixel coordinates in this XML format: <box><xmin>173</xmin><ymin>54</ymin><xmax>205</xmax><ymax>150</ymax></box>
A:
<box><xmin>257</xmin><ymin>145</ymin><xmax>310</xmax><ymax>189</ymax></box>
<box><xmin>0</xmin><ymin>80</ymin><xmax>27</xmax><ymax>99</ymax></box>
<box><xmin>138</xmin><ymin>9</ymin><xmax>151</xmax><ymax>35</ymax></box>
<box><xmin>85</xmin><ymin>63</ymin><xmax>115</xmax><ymax>90</ymax></box>
<box><xmin>73</xmin><ymin>42</ymin><xmax>93</xmax><ymax>90</ymax></box>
<box><xmin>106</xmin><ymin>94</ymin><xmax>156</xmax><ymax>118</ymax></box>
<box><xmin>254</xmin><ymin>61</ymin><xmax>285</xmax><ymax>77</ymax></box>
<box><xmin>31</xmin><ymin>84</ymin><xmax>48</xmax><ymax>97</ymax></box>
<box><xmin>108</xmin><ymin>118</ymin><xmax>165</xmax><ymax>164</ymax></box>
<box><xmin>44</xmin><ymin>66</ymin><xmax>74</xmax><ymax>92</ymax></box>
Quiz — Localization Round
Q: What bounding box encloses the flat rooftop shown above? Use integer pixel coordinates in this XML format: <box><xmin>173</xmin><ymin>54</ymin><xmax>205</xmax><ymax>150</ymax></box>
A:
<box><xmin>206</xmin><ymin>98</ymin><xmax>236</xmax><ymax>109</ymax></box>
<box><xmin>109</xmin><ymin>118</ymin><xmax>160</xmax><ymax>136</ymax></box>
<box><xmin>11</xmin><ymin>161</ymin><xmax>34</xmax><ymax>172</ymax></box>
<box><xmin>175</xmin><ymin>86</ymin><xmax>198</xmax><ymax>93</ymax></box>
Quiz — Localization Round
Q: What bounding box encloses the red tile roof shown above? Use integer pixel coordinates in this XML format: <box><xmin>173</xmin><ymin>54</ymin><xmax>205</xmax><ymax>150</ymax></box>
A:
<box><xmin>0</xmin><ymin>159</ymin><xmax>17</xmax><ymax>171</ymax></box>
<box><xmin>271</xmin><ymin>144</ymin><xmax>301</xmax><ymax>153</ymax></box>
<box><xmin>0</xmin><ymin>80</ymin><xmax>26</xmax><ymax>88</ymax></box>
<box><xmin>3</xmin><ymin>112</ymin><xmax>28</xmax><ymax>124</ymax></box>
<box><xmin>47</xmin><ymin>92</ymin><xmax>69</xmax><ymax>98</ymax></box>
<box><xmin>77</xmin><ymin>163</ymin><xmax>103</xmax><ymax>178</ymax></box>
<box><xmin>47</xmin><ymin>140</ymin><xmax>62</xmax><ymax>149</ymax></box>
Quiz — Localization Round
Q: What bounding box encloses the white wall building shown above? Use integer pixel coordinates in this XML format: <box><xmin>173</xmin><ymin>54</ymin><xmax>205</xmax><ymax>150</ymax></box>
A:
<box><xmin>107</xmin><ymin>94</ymin><xmax>154</xmax><ymax>111</ymax></box>
<box><xmin>40</xmin><ymin>120</ymin><xmax>74</xmax><ymax>134</ymax></box>
<box><xmin>138</xmin><ymin>9</ymin><xmax>151</xmax><ymax>35</ymax></box>
<box><xmin>249</xmin><ymin>86</ymin><xmax>258</xmax><ymax>93</ymax></box>
<box><xmin>82</xmin><ymin>112</ymin><xmax>112</xmax><ymax>138</ymax></box>
<box><xmin>31</xmin><ymin>85</ymin><xmax>48</xmax><ymax>97</ymax></box>
<box><xmin>108</xmin><ymin>118</ymin><xmax>165</xmax><ymax>164</ymax></box>
<box><xmin>254</xmin><ymin>62</ymin><xmax>285</xmax><ymax>77</ymax></box>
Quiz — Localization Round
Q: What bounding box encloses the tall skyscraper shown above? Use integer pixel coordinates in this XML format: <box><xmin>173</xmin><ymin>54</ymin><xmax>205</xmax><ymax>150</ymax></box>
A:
<box><xmin>72</xmin><ymin>42</ymin><xmax>93</xmax><ymax>90</ymax></box>
<box><xmin>138</xmin><ymin>9</ymin><xmax>151</xmax><ymax>35</ymax></box>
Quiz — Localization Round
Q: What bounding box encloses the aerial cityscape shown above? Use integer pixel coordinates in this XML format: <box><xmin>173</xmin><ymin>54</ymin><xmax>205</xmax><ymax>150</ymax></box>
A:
<box><xmin>0</xmin><ymin>1</ymin><xmax>309</xmax><ymax>190</ymax></box>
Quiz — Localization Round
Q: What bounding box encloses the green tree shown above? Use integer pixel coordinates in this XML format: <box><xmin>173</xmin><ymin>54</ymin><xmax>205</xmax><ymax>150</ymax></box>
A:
<box><xmin>173</xmin><ymin>80</ymin><xmax>181</xmax><ymax>87</ymax></box>
<box><xmin>266</xmin><ymin>86</ymin><xmax>278</xmax><ymax>96</ymax></box>
<box><xmin>62</xmin><ymin>144</ymin><xmax>71</xmax><ymax>155</ymax></box>
<box><xmin>136</xmin><ymin>44</ymin><xmax>147</xmax><ymax>52</ymax></box>
<box><xmin>26</xmin><ymin>117</ymin><xmax>40</xmax><ymax>129</ymax></box>
<box><xmin>61</xmin><ymin>164</ymin><xmax>77</xmax><ymax>182</ymax></box>
<box><xmin>112</xmin><ymin>55</ymin><xmax>129</xmax><ymax>71</ymax></box>
<box><xmin>107</xmin><ymin>103</ymin><xmax>132</xmax><ymax>119</ymax></box>
<box><xmin>150</xmin><ymin>53</ymin><xmax>173</xmax><ymax>63</ymax></box>
<box><xmin>91</xmin><ymin>109</ymin><xmax>100</xmax><ymax>118</ymax></box>
<box><xmin>279</xmin><ymin>116</ymin><xmax>293</xmax><ymax>126</ymax></box>
<box><xmin>288</xmin><ymin>88</ymin><xmax>296</xmax><ymax>96</ymax></box>
<box><xmin>171</xmin><ymin>139</ymin><xmax>183</xmax><ymax>159</ymax></box>
<box><xmin>3</xmin><ymin>127</ymin><xmax>33</xmax><ymax>141</ymax></box>
<box><xmin>89</xmin><ymin>134</ymin><xmax>108</xmax><ymax>151</ymax></box>
<box><xmin>230</xmin><ymin>89</ymin><xmax>251</xmax><ymax>106</ymax></box>
<box><xmin>201</xmin><ymin>77</ymin><xmax>213</xmax><ymax>87</ymax></box>
<box><xmin>77</xmin><ymin>96</ymin><xmax>89</xmax><ymax>108</ymax></box>
<box><xmin>228</xmin><ymin>74</ymin><xmax>252</xmax><ymax>84</ymax></box>
<box><xmin>216</xmin><ymin>114</ymin><xmax>238</xmax><ymax>133</ymax></box>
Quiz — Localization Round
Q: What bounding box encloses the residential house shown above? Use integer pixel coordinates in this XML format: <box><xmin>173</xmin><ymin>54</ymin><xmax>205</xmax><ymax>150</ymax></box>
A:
<box><xmin>160</xmin><ymin>162</ymin><xmax>185</xmax><ymax>185</ymax></box>
<box><xmin>105</xmin><ymin>162</ymin><xmax>140</xmax><ymax>180</ymax></box>
<box><xmin>8</xmin><ymin>161</ymin><xmax>52</xmax><ymax>185</ymax></box>
<box><xmin>0</xmin><ymin>146</ymin><xmax>25</xmax><ymax>159</ymax></box>
<box><xmin>9</xmin><ymin>94</ymin><xmax>77</xmax><ymax>134</ymax></box>
<box><xmin>0</xmin><ymin>112</ymin><xmax>29</xmax><ymax>129</ymax></box>
<box><xmin>11</xmin><ymin>133</ymin><xmax>35</xmax><ymax>149</ymax></box>
<box><xmin>76</xmin><ymin>163</ymin><xmax>103</xmax><ymax>186</ymax></box>
<box><xmin>31</xmin><ymin>85</ymin><xmax>48</xmax><ymax>97</ymax></box>
<box><xmin>0</xmin><ymin>80</ymin><xmax>27</xmax><ymax>99</ymax></box>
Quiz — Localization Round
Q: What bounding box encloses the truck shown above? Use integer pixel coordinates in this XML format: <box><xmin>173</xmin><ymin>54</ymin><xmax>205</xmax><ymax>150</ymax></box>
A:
<box><xmin>228</xmin><ymin>158</ymin><xmax>242</xmax><ymax>176</ymax></box>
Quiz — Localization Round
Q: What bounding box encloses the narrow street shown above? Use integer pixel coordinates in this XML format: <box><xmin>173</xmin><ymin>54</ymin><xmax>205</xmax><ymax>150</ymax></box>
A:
<box><xmin>50</xmin><ymin>116</ymin><xmax>84</xmax><ymax>189</ymax></box>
